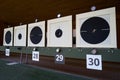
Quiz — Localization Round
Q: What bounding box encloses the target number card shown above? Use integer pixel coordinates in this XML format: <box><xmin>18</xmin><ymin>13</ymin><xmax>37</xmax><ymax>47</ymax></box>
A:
<box><xmin>55</xmin><ymin>54</ymin><xmax>65</xmax><ymax>64</ymax></box>
<box><xmin>86</xmin><ymin>54</ymin><xmax>102</xmax><ymax>70</ymax></box>
<box><xmin>5</xmin><ymin>49</ymin><xmax>10</xmax><ymax>56</ymax></box>
<box><xmin>32</xmin><ymin>51</ymin><xmax>39</xmax><ymax>61</ymax></box>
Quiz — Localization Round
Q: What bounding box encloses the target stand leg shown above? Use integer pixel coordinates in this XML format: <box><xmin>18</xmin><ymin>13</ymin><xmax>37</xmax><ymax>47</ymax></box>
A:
<box><xmin>25</xmin><ymin>52</ymin><xmax>28</xmax><ymax>64</ymax></box>
<box><xmin>19</xmin><ymin>52</ymin><xmax>23</xmax><ymax>64</ymax></box>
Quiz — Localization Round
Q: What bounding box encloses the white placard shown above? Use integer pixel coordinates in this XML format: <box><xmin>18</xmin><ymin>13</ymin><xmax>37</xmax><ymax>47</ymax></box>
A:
<box><xmin>47</xmin><ymin>15</ymin><xmax>72</xmax><ymax>47</ymax></box>
<box><xmin>14</xmin><ymin>25</ymin><xmax>27</xmax><ymax>46</ymax></box>
<box><xmin>32</xmin><ymin>51</ymin><xmax>39</xmax><ymax>61</ymax></box>
<box><xmin>3</xmin><ymin>27</ymin><xmax>13</xmax><ymax>46</ymax></box>
<box><xmin>76</xmin><ymin>7</ymin><xmax>117</xmax><ymax>48</ymax></box>
<box><xmin>86</xmin><ymin>54</ymin><xmax>102</xmax><ymax>70</ymax></box>
<box><xmin>5</xmin><ymin>49</ymin><xmax>10</xmax><ymax>56</ymax></box>
<box><xmin>28</xmin><ymin>21</ymin><xmax>45</xmax><ymax>47</ymax></box>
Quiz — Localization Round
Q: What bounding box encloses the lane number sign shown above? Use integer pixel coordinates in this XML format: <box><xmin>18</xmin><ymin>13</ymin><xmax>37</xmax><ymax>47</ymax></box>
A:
<box><xmin>5</xmin><ymin>49</ymin><xmax>10</xmax><ymax>56</ymax></box>
<box><xmin>86</xmin><ymin>54</ymin><xmax>102</xmax><ymax>70</ymax></box>
<box><xmin>32</xmin><ymin>51</ymin><xmax>39</xmax><ymax>61</ymax></box>
<box><xmin>55</xmin><ymin>54</ymin><xmax>65</xmax><ymax>64</ymax></box>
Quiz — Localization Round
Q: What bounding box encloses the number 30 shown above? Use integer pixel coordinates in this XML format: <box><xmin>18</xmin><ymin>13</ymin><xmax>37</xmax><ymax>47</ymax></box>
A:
<box><xmin>88</xmin><ymin>58</ymin><xmax>100</xmax><ymax>66</ymax></box>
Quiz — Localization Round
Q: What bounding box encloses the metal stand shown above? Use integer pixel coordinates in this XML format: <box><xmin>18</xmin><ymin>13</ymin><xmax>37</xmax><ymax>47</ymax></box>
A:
<box><xmin>18</xmin><ymin>47</ymin><xmax>23</xmax><ymax>64</ymax></box>
<box><xmin>25</xmin><ymin>52</ymin><xmax>28</xmax><ymax>63</ymax></box>
<box><xmin>19</xmin><ymin>51</ymin><xmax>22</xmax><ymax>64</ymax></box>
<box><xmin>18</xmin><ymin>48</ymin><xmax>28</xmax><ymax>64</ymax></box>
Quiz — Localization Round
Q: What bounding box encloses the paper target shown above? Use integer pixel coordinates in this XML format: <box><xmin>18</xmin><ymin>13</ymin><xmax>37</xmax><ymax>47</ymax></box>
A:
<box><xmin>28</xmin><ymin>21</ymin><xmax>45</xmax><ymax>47</ymax></box>
<box><xmin>14</xmin><ymin>25</ymin><xmax>27</xmax><ymax>46</ymax></box>
<box><xmin>76</xmin><ymin>7</ymin><xmax>117</xmax><ymax>48</ymax></box>
<box><xmin>3</xmin><ymin>27</ymin><xmax>13</xmax><ymax>46</ymax></box>
<box><xmin>47</xmin><ymin>15</ymin><xmax>72</xmax><ymax>47</ymax></box>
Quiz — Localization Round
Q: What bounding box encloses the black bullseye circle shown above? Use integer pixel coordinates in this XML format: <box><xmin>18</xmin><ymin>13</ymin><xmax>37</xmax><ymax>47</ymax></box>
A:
<box><xmin>5</xmin><ymin>31</ymin><xmax>11</xmax><ymax>44</ymax></box>
<box><xmin>30</xmin><ymin>26</ymin><xmax>42</xmax><ymax>44</ymax></box>
<box><xmin>18</xmin><ymin>33</ymin><xmax>22</xmax><ymax>40</ymax></box>
<box><xmin>80</xmin><ymin>17</ymin><xmax>110</xmax><ymax>44</ymax></box>
<box><xmin>55</xmin><ymin>29</ymin><xmax>63</xmax><ymax>38</ymax></box>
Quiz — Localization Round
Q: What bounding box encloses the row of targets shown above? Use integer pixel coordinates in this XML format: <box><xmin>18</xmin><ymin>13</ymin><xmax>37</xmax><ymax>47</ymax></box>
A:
<box><xmin>3</xmin><ymin>7</ymin><xmax>117</xmax><ymax>48</ymax></box>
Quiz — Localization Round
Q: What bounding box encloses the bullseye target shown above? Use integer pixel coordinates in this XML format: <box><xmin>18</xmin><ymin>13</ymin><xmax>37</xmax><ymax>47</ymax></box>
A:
<box><xmin>3</xmin><ymin>27</ymin><xmax>13</xmax><ymax>46</ymax></box>
<box><xmin>76</xmin><ymin>7</ymin><xmax>117</xmax><ymax>48</ymax></box>
<box><xmin>28</xmin><ymin>21</ymin><xmax>45</xmax><ymax>47</ymax></box>
<box><xmin>55</xmin><ymin>29</ymin><xmax>63</xmax><ymax>38</ymax></box>
<box><xmin>14</xmin><ymin>25</ymin><xmax>27</xmax><ymax>46</ymax></box>
<box><xmin>47</xmin><ymin>16</ymin><xmax>72</xmax><ymax>47</ymax></box>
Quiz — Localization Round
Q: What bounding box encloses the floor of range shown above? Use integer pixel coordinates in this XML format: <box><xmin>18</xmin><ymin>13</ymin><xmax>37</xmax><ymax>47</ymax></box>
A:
<box><xmin>0</xmin><ymin>52</ymin><xmax>120</xmax><ymax>80</ymax></box>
